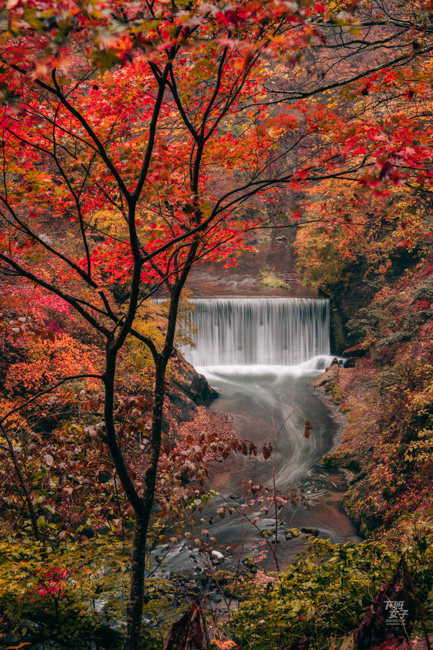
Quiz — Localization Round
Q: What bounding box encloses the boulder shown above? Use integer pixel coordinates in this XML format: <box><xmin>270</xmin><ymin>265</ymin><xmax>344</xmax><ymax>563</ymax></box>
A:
<box><xmin>211</xmin><ymin>550</ymin><xmax>224</xmax><ymax>564</ymax></box>
<box><xmin>300</xmin><ymin>527</ymin><xmax>319</xmax><ymax>537</ymax></box>
<box><xmin>311</xmin><ymin>362</ymin><xmax>339</xmax><ymax>388</ymax></box>
<box><xmin>343</xmin><ymin>358</ymin><xmax>356</xmax><ymax>368</ymax></box>
<box><xmin>170</xmin><ymin>354</ymin><xmax>219</xmax><ymax>406</ymax></box>
<box><xmin>166</xmin><ymin>389</ymin><xmax>198</xmax><ymax>422</ymax></box>
<box><xmin>167</xmin><ymin>353</ymin><xmax>220</xmax><ymax>422</ymax></box>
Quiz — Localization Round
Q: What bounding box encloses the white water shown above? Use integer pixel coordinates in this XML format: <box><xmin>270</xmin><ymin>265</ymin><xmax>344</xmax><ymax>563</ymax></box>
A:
<box><xmin>196</xmin><ymin>355</ymin><xmax>337</xmax><ymax>380</ymax></box>
<box><xmin>182</xmin><ymin>298</ymin><xmax>330</xmax><ymax>366</ymax></box>
<box><xmin>152</xmin><ymin>297</ymin><xmax>360</xmax><ymax>577</ymax></box>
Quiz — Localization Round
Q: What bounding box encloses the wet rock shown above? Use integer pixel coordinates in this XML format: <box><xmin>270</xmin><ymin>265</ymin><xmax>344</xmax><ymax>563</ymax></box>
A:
<box><xmin>311</xmin><ymin>363</ymin><xmax>339</xmax><ymax>389</ymax></box>
<box><xmin>343</xmin><ymin>358</ymin><xmax>356</xmax><ymax>368</ymax></box>
<box><xmin>166</xmin><ymin>389</ymin><xmax>197</xmax><ymax>423</ymax></box>
<box><xmin>211</xmin><ymin>550</ymin><xmax>224</xmax><ymax>564</ymax></box>
<box><xmin>321</xmin><ymin>453</ymin><xmax>361</xmax><ymax>472</ymax></box>
<box><xmin>311</xmin><ymin>362</ymin><xmax>344</xmax><ymax>403</ymax></box>
<box><xmin>348</xmin><ymin>470</ymin><xmax>367</xmax><ymax>486</ymax></box>
<box><xmin>167</xmin><ymin>354</ymin><xmax>220</xmax><ymax>423</ymax></box>
<box><xmin>171</xmin><ymin>354</ymin><xmax>219</xmax><ymax>404</ymax></box>
<box><xmin>285</xmin><ymin>528</ymin><xmax>301</xmax><ymax>539</ymax></box>
<box><xmin>300</xmin><ymin>527</ymin><xmax>319</xmax><ymax>537</ymax></box>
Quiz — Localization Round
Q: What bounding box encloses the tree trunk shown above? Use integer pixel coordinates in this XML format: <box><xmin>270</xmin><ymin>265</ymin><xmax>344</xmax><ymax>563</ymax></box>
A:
<box><xmin>121</xmin><ymin>244</ymin><xmax>199</xmax><ymax>649</ymax></box>
<box><xmin>122</xmin><ymin>359</ymin><xmax>168</xmax><ymax>650</ymax></box>
<box><xmin>122</xmin><ymin>514</ymin><xmax>148</xmax><ymax>650</ymax></box>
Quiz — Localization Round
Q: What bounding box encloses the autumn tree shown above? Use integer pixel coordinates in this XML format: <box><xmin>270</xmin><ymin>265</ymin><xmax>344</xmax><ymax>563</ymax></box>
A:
<box><xmin>1</xmin><ymin>1</ymin><xmax>433</xmax><ymax>647</ymax></box>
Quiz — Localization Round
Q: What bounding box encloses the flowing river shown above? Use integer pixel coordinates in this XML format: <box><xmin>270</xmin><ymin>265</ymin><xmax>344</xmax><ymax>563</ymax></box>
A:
<box><xmin>152</xmin><ymin>295</ymin><xmax>360</xmax><ymax>578</ymax></box>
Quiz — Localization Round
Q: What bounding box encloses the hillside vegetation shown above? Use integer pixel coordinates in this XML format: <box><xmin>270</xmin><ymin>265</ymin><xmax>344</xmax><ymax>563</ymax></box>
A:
<box><xmin>314</xmin><ymin>261</ymin><xmax>433</xmax><ymax>542</ymax></box>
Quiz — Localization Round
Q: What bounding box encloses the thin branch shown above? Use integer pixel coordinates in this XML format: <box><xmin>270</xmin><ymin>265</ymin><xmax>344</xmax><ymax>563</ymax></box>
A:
<box><xmin>0</xmin><ymin>374</ymin><xmax>104</xmax><ymax>426</ymax></box>
<box><xmin>0</xmin><ymin>252</ymin><xmax>111</xmax><ymax>337</ymax></box>
<box><xmin>52</xmin><ymin>69</ymin><xmax>130</xmax><ymax>199</ymax></box>
<box><xmin>0</xmin><ymin>422</ymin><xmax>40</xmax><ymax>541</ymax></box>
<box><xmin>260</xmin><ymin>46</ymin><xmax>433</xmax><ymax>104</ymax></box>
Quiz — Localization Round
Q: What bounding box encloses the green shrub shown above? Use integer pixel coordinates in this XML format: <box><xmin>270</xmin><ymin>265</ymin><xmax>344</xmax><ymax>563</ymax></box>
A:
<box><xmin>226</xmin><ymin>536</ymin><xmax>433</xmax><ymax>650</ymax></box>
<box><xmin>259</xmin><ymin>265</ymin><xmax>290</xmax><ymax>290</ymax></box>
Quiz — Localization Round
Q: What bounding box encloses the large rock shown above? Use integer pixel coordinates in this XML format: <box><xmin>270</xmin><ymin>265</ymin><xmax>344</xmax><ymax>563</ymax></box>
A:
<box><xmin>343</xmin><ymin>358</ymin><xmax>356</xmax><ymax>368</ymax></box>
<box><xmin>311</xmin><ymin>362</ymin><xmax>340</xmax><ymax>388</ymax></box>
<box><xmin>311</xmin><ymin>362</ymin><xmax>344</xmax><ymax>403</ymax></box>
<box><xmin>167</xmin><ymin>353</ymin><xmax>219</xmax><ymax>422</ymax></box>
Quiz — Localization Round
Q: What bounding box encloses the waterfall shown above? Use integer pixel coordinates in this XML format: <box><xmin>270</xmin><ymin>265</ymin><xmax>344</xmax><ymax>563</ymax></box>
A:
<box><xmin>182</xmin><ymin>298</ymin><xmax>330</xmax><ymax>366</ymax></box>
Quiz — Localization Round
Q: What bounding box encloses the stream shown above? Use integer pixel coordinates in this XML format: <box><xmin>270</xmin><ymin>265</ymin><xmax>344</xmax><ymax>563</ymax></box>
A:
<box><xmin>152</xmin><ymin>263</ymin><xmax>361</xmax><ymax>578</ymax></box>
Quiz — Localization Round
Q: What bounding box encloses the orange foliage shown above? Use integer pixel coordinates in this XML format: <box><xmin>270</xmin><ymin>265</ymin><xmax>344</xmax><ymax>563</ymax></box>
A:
<box><xmin>4</xmin><ymin>333</ymin><xmax>100</xmax><ymax>395</ymax></box>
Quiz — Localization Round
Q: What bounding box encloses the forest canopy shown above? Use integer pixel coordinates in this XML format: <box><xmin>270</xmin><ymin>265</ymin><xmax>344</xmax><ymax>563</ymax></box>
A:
<box><xmin>1</xmin><ymin>1</ymin><xmax>433</xmax><ymax>649</ymax></box>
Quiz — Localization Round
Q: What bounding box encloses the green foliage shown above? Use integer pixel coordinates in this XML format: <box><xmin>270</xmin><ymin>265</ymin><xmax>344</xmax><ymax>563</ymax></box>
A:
<box><xmin>325</xmin><ymin>381</ymin><xmax>344</xmax><ymax>402</ymax></box>
<box><xmin>227</xmin><ymin>536</ymin><xmax>433</xmax><ymax>650</ymax></box>
<box><xmin>331</xmin><ymin>303</ymin><xmax>350</xmax><ymax>355</ymax></box>
<box><xmin>0</xmin><ymin>537</ymin><xmax>126</xmax><ymax>648</ymax></box>
<box><xmin>347</xmin><ymin>295</ymin><xmax>402</xmax><ymax>348</ymax></box>
<box><xmin>5</xmin><ymin>533</ymin><xmax>433</xmax><ymax>650</ymax></box>
<box><xmin>0</xmin><ymin>537</ymin><xmax>185</xmax><ymax>649</ymax></box>
<box><xmin>259</xmin><ymin>264</ymin><xmax>290</xmax><ymax>290</ymax></box>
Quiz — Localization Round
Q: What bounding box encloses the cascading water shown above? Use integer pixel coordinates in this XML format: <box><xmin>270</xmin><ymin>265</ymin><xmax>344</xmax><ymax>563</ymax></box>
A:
<box><xmin>182</xmin><ymin>298</ymin><xmax>330</xmax><ymax>366</ymax></box>
<box><xmin>152</xmin><ymin>295</ymin><xmax>360</xmax><ymax>579</ymax></box>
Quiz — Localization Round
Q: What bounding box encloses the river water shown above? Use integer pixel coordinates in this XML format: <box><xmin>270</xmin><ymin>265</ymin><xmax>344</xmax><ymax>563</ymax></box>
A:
<box><xmin>152</xmin><ymin>290</ymin><xmax>360</xmax><ymax>578</ymax></box>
